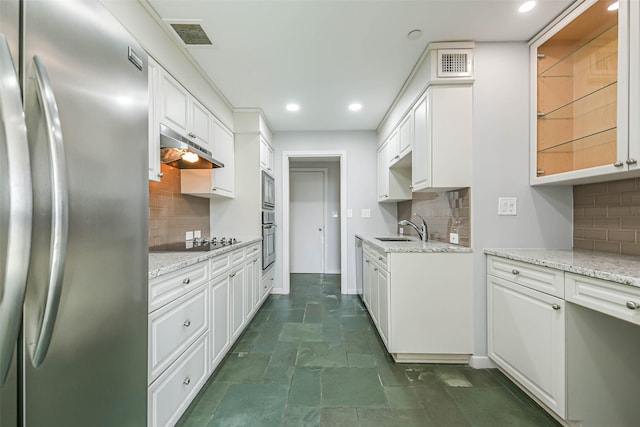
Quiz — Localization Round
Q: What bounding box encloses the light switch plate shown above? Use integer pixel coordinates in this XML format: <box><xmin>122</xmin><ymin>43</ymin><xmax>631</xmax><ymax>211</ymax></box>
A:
<box><xmin>347</xmin><ymin>209</ymin><xmax>353</xmax><ymax>218</ymax></box>
<box><xmin>185</xmin><ymin>231</ymin><xmax>194</xmax><ymax>241</ymax></box>
<box><xmin>498</xmin><ymin>197</ymin><xmax>517</xmax><ymax>216</ymax></box>
<box><xmin>449</xmin><ymin>233</ymin><xmax>459</xmax><ymax>244</ymax></box>
<box><xmin>361</xmin><ymin>209</ymin><xmax>371</xmax><ymax>218</ymax></box>
<box><xmin>194</xmin><ymin>230</ymin><xmax>201</xmax><ymax>238</ymax></box>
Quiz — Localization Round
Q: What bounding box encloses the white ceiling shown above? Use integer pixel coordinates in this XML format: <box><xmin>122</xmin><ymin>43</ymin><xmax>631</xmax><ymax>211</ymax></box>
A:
<box><xmin>145</xmin><ymin>0</ymin><xmax>575</xmax><ymax>132</ymax></box>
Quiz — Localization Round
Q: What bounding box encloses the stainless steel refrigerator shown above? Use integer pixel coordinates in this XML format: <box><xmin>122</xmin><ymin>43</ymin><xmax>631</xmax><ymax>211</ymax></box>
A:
<box><xmin>0</xmin><ymin>0</ymin><xmax>148</xmax><ymax>425</ymax></box>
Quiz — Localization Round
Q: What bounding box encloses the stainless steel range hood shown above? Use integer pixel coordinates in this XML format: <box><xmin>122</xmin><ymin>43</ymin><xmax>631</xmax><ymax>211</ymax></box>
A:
<box><xmin>159</xmin><ymin>124</ymin><xmax>224</xmax><ymax>169</ymax></box>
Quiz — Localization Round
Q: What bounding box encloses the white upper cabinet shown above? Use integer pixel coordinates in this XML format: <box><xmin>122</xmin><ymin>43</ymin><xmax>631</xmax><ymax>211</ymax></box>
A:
<box><xmin>531</xmin><ymin>0</ymin><xmax>638</xmax><ymax>185</ymax></box>
<box><xmin>158</xmin><ymin>69</ymin><xmax>212</xmax><ymax>150</ymax></box>
<box><xmin>377</xmin><ymin>141</ymin><xmax>390</xmax><ymax>200</ymax></box>
<box><xmin>378</xmin><ymin>136</ymin><xmax>412</xmax><ymax>203</ymax></box>
<box><xmin>412</xmin><ymin>85</ymin><xmax>472</xmax><ymax>192</ymax></box>
<box><xmin>260</xmin><ymin>136</ymin><xmax>274</xmax><ymax>173</ymax></box>
<box><xmin>398</xmin><ymin>114</ymin><xmax>413</xmax><ymax>159</ymax></box>
<box><xmin>148</xmin><ymin>57</ymin><xmax>162</xmax><ymax>182</ymax></box>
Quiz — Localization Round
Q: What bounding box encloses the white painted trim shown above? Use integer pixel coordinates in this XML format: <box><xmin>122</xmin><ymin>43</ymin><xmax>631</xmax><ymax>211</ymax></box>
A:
<box><xmin>290</xmin><ymin>168</ymin><xmax>328</xmax><ymax>274</ymax></box>
<box><xmin>282</xmin><ymin>150</ymin><xmax>348</xmax><ymax>294</ymax></box>
<box><xmin>469</xmin><ymin>355</ymin><xmax>497</xmax><ymax>369</ymax></box>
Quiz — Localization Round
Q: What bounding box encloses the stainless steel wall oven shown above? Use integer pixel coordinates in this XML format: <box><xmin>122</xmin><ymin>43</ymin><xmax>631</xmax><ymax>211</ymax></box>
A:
<box><xmin>262</xmin><ymin>211</ymin><xmax>275</xmax><ymax>270</ymax></box>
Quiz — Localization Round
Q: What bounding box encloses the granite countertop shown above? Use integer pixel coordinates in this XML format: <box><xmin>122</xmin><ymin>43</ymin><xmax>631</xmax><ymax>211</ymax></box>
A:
<box><xmin>484</xmin><ymin>248</ymin><xmax>640</xmax><ymax>288</ymax></box>
<box><xmin>149</xmin><ymin>237</ymin><xmax>262</xmax><ymax>279</ymax></box>
<box><xmin>357</xmin><ymin>233</ymin><xmax>472</xmax><ymax>254</ymax></box>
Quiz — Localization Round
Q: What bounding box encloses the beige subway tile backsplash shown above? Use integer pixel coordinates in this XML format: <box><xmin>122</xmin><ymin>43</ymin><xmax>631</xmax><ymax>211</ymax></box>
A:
<box><xmin>573</xmin><ymin>177</ymin><xmax>640</xmax><ymax>256</ymax></box>
<box><xmin>148</xmin><ymin>164</ymin><xmax>210</xmax><ymax>247</ymax></box>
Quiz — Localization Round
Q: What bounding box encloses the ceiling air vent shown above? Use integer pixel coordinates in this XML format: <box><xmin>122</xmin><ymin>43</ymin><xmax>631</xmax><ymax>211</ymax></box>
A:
<box><xmin>437</xmin><ymin>49</ymin><xmax>473</xmax><ymax>78</ymax></box>
<box><xmin>170</xmin><ymin>23</ymin><xmax>212</xmax><ymax>45</ymax></box>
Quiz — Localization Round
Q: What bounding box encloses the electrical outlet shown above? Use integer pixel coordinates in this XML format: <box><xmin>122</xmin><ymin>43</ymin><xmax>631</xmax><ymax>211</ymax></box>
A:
<box><xmin>185</xmin><ymin>231</ymin><xmax>194</xmax><ymax>241</ymax></box>
<box><xmin>449</xmin><ymin>233</ymin><xmax>459</xmax><ymax>244</ymax></box>
<box><xmin>361</xmin><ymin>209</ymin><xmax>371</xmax><ymax>218</ymax></box>
<box><xmin>498</xmin><ymin>197</ymin><xmax>517</xmax><ymax>216</ymax></box>
<box><xmin>347</xmin><ymin>209</ymin><xmax>353</xmax><ymax>218</ymax></box>
<box><xmin>194</xmin><ymin>230</ymin><xmax>201</xmax><ymax>239</ymax></box>
<box><xmin>399</xmin><ymin>227</ymin><xmax>404</xmax><ymax>235</ymax></box>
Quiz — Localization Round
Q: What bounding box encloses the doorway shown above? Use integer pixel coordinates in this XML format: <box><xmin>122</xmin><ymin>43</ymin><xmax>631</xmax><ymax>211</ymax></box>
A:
<box><xmin>290</xmin><ymin>168</ymin><xmax>327</xmax><ymax>273</ymax></box>
<box><xmin>282</xmin><ymin>151</ymin><xmax>347</xmax><ymax>294</ymax></box>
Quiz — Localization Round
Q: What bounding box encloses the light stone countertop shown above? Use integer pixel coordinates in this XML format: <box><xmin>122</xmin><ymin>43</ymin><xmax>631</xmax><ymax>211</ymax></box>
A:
<box><xmin>357</xmin><ymin>233</ymin><xmax>472</xmax><ymax>254</ymax></box>
<box><xmin>149</xmin><ymin>237</ymin><xmax>262</xmax><ymax>280</ymax></box>
<box><xmin>484</xmin><ymin>248</ymin><xmax>640</xmax><ymax>288</ymax></box>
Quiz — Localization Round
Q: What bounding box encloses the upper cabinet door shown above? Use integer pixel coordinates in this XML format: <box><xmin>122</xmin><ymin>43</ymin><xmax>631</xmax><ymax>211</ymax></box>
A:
<box><xmin>159</xmin><ymin>71</ymin><xmax>189</xmax><ymax>135</ymax></box>
<box><xmin>260</xmin><ymin>137</ymin><xmax>273</xmax><ymax>173</ymax></box>
<box><xmin>398</xmin><ymin>114</ymin><xmax>413</xmax><ymax>158</ymax></box>
<box><xmin>531</xmin><ymin>0</ymin><xmax>635</xmax><ymax>185</ymax></box>
<box><xmin>211</xmin><ymin>120</ymin><xmax>234</xmax><ymax>198</ymax></box>
<box><xmin>190</xmin><ymin>99</ymin><xmax>212</xmax><ymax>150</ymax></box>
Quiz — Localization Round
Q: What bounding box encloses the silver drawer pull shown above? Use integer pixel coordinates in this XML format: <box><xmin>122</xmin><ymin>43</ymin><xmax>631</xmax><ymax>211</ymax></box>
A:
<box><xmin>230</xmin><ymin>272</ymin><xmax>236</xmax><ymax>278</ymax></box>
<box><xmin>365</xmin><ymin>259</ymin><xmax>370</xmax><ymax>263</ymax></box>
<box><xmin>511</xmin><ymin>269</ymin><xmax>520</xmax><ymax>275</ymax></box>
<box><xmin>625</xmin><ymin>301</ymin><xmax>640</xmax><ymax>310</ymax></box>
<box><xmin>551</xmin><ymin>304</ymin><xmax>561</xmax><ymax>311</ymax></box>
<box><xmin>183</xmin><ymin>377</ymin><xmax>191</xmax><ymax>385</ymax></box>
<box><xmin>378</xmin><ymin>256</ymin><xmax>383</xmax><ymax>261</ymax></box>
<box><xmin>182</xmin><ymin>278</ymin><xmax>191</xmax><ymax>285</ymax></box>
<box><xmin>183</xmin><ymin>320</ymin><xmax>191</xmax><ymax>327</ymax></box>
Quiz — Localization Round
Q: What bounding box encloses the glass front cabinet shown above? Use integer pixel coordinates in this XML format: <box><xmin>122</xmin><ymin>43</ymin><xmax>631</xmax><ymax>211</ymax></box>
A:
<box><xmin>531</xmin><ymin>0</ymin><xmax>639</xmax><ymax>184</ymax></box>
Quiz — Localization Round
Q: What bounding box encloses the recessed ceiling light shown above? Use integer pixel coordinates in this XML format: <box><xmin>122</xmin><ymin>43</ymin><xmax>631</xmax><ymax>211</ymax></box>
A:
<box><xmin>348</xmin><ymin>103</ymin><xmax>362</xmax><ymax>112</ymax></box>
<box><xmin>407</xmin><ymin>29</ymin><xmax>422</xmax><ymax>41</ymax></box>
<box><xmin>286</xmin><ymin>103</ymin><xmax>300</xmax><ymax>112</ymax></box>
<box><xmin>519</xmin><ymin>1</ymin><xmax>536</xmax><ymax>13</ymax></box>
<box><xmin>607</xmin><ymin>2</ymin><xmax>619</xmax><ymax>11</ymax></box>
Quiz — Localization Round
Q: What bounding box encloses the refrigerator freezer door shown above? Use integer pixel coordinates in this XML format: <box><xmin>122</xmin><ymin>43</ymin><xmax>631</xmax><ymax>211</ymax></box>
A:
<box><xmin>21</xmin><ymin>1</ymin><xmax>148</xmax><ymax>426</ymax></box>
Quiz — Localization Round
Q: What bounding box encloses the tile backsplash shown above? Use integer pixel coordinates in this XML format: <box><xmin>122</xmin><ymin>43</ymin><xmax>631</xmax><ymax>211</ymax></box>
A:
<box><xmin>574</xmin><ymin>178</ymin><xmax>640</xmax><ymax>256</ymax></box>
<box><xmin>148</xmin><ymin>164</ymin><xmax>210</xmax><ymax>247</ymax></box>
<box><xmin>397</xmin><ymin>188</ymin><xmax>471</xmax><ymax>247</ymax></box>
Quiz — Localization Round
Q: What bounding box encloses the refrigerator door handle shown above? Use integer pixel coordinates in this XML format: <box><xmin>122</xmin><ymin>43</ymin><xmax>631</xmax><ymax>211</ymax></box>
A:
<box><xmin>29</xmin><ymin>55</ymin><xmax>69</xmax><ymax>367</ymax></box>
<box><xmin>0</xmin><ymin>34</ymin><xmax>33</xmax><ymax>384</ymax></box>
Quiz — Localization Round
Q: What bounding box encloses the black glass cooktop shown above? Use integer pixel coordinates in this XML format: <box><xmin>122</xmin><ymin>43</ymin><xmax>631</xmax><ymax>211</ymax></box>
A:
<box><xmin>149</xmin><ymin>239</ymin><xmax>240</xmax><ymax>253</ymax></box>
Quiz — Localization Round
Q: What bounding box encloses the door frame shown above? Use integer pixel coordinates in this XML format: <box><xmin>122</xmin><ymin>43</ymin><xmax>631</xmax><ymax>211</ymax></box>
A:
<box><xmin>282</xmin><ymin>151</ymin><xmax>347</xmax><ymax>294</ymax></box>
<box><xmin>289</xmin><ymin>168</ymin><xmax>328</xmax><ymax>274</ymax></box>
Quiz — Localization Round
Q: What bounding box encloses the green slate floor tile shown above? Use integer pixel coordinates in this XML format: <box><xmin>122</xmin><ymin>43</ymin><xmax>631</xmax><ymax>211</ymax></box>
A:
<box><xmin>213</xmin><ymin>353</ymin><xmax>270</xmax><ymax>384</ymax></box>
<box><xmin>279</xmin><ymin>323</ymin><xmax>323</xmax><ymax>342</ymax></box>
<box><xmin>357</xmin><ymin>408</ymin><xmax>433</xmax><ymax>427</ymax></box>
<box><xmin>347</xmin><ymin>353</ymin><xmax>376</xmax><ymax>368</ymax></box>
<box><xmin>383</xmin><ymin>386</ymin><xmax>423</xmax><ymax>409</ymax></box>
<box><xmin>268</xmin><ymin>309</ymin><xmax>305</xmax><ymax>323</ymax></box>
<box><xmin>303</xmin><ymin>303</ymin><xmax>324</xmax><ymax>323</ymax></box>
<box><xmin>319</xmin><ymin>407</ymin><xmax>358</xmax><ymax>427</ymax></box>
<box><xmin>208</xmin><ymin>384</ymin><xmax>288</xmax><ymax>427</ymax></box>
<box><xmin>176</xmin><ymin>382</ymin><xmax>230</xmax><ymax>427</ymax></box>
<box><xmin>263</xmin><ymin>366</ymin><xmax>295</xmax><ymax>384</ymax></box>
<box><xmin>373</xmin><ymin>354</ymin><xmax>411</xmax><ymax>386</ymax></box>
<box><xmin>414</xmin><ymin>384</ymin><xmax>471</xmax><ymax>427</ymax></box>
<box><xmin>297</xmin><ymin>342</ymin><xmax>348</xmax><ymax>368</ymax></box>
<box><xmin>269</xmin><ymin>341</ymin><xmax>299</xmax><ymax>367</ymax></box>
<box><xmin>289</xmin><ymin>368</ymin><xmax>322</xmax><ymax>406</ymax></box>
<box><xmin>448</xmin><ymin>387</ymin><xmax>560</xmax><ymax>427</ymax></box>
<box><xmin>434</xmin><ymin>365</ymin><xmax>474</xmax><ymax>387</ymax></box>
<box><xmin>283</xmin><ymin>406</ymin><xmax>321</xmax><ymax>427</ymax></box>
<box><xmin>321</xmin><ymin>367</ymin><xmax>387</xmax><ymax>407</ymax></box>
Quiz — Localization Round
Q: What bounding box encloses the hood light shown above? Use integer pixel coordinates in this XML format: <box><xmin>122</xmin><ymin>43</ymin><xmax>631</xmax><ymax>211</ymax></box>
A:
<box><xmin>181</xmin><ymin>151</ymin><xmax>199</xmax><ymax>163</ymax></box>
<box><xmin>608</xmin><ymin>2</ymin><xmax>619</xmax><ymax>11</ymax></box>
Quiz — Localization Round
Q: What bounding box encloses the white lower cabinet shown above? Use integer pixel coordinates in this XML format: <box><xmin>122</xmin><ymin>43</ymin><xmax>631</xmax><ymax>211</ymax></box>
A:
<box><xmin>147</xmin><ymin>334</ymin><xmax>209</xmax><ymax>427</ymax></box>
<box><xmin>148</xmin><ymin>242</ymin><xmax>270</xmax><ymax>426</ymax></box>
<box><xmin>361</xmin><ymin>242</ymin><xmax>472</xmax><ymax>362</ymax></box>
<box><xmin>487</xmin><ymin>274</ymin><xmax>566</xmax><ymax>417</ymax></box>
<box><xmin>210</xmin><ymin>273</ymin><xmax>230</xmax><ymax>372</ymax></box>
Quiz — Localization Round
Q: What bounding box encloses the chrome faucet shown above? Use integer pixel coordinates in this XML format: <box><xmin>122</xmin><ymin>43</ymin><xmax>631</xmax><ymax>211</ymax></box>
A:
<box><xmin>398</xmin><ymin>213</ymin><xmax>429</xmax><ymax>242</ymax></box>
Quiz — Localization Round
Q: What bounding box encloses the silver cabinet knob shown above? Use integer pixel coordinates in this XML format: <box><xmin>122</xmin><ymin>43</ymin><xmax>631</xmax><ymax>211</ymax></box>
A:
<box><xmin>374</xmin><ymin>268</ymin><xmax>378</xmax><ymax>272</ymax></box>
<box><xmin>614</xmin><ymin>161</ymin><xmax>624</xmax><ymax>167</ymax></box>
<box><xmin>625</xmin><ymin>301</ymin><xmax>640</xmax><ymax>310</ymax></box>
<box><xmin>229</xmin><ymin>272</ymin><xmax>236</xmax><ymax>278</ymax></box>
<box><xmin>511</xmin><ymin>269</ymin><xmax>520</xmax><ymax>275</ymax></box>
<box><xmin>188</xmin><ymin>132</ymin><xmax>196</xmax><ymax>138</ymax></box>
<box><xmin>626</xmin><ymin>158</ymin><xmax>637</xmax><ymax>165</ymax></box>
<box><xmin>365</xmin><ymin>259</ymin><xmax>370</xmax><ymax>264</ymax></box>
<box><xmin>157</xmin><ymin>172</ymin><xmax>164</xmax><ymax>178</ymax></box>
<box><xmin>551</xmin><ymin>304</ymin><xmax>561</xmax><ymax>311</ymax></box>
<box><xmin>378</xmin><ymin>256</ymin><xmax>383</xmax><ymax>261</ymax></box>
<box><xmin>182</xmin><ymin>278</ymin><xmax>191</xmax><ymax>285</ymax></box>
<box><xmin>183</xmin><ymin>320</ymin><xmax>191</xmax><ymax>327</ymax></box>
<box><xmin>183</xmin><ymin>377</ymin><xmax>191</xmax><ymax>385</ymax></box>
<box><xmin>536</xmin><ymin>169</ymin><xmax>545</xmax><ymax>175</ymax></box>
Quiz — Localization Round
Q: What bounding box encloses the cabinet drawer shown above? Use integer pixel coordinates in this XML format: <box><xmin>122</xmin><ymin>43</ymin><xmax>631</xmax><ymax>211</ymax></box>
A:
<box><xmin>363</xmin><ymin>244</ymin><xmax>387</xmax><ymax>270</ymax></box>
<box><xmin>149</xmin><ymin>285</ymin><xmax>208</xmax><ymax>383</ymax></box>
<box><xmin>149</xmin><ymin>261</ymin><xmax>209</xmax><ymax>312</ymax></box>
<box><xmin>148</xmin><ymin>335</ymin><xmax>209</xmax><ymax>427</ymax></box>
<box><xmin>566</xmin><ymin>273</ymin><xmax>640</xmax><ymax>326</ymax></box>
<box><xmin>245</xmin><ymin>243</ymin><xmax>261</xmax><ymax>258</ymax></box>
<box><xmin>210</xmin><ymin>253</ymin><xmax>231</xmax><ymax>279</ymax></box>
<box><xmin>487</xmin><ymin>256</ymin><xmax>563</xmax><ymax>298</ymax></box>
<box><xmin>231</xmin><ymin>248</ymin><xmax>245</xmax><ymax>266</ymax></box>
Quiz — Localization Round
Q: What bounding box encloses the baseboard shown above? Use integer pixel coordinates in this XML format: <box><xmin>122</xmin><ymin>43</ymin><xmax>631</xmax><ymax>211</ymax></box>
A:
<box><xmin>270</xmin><ymin>288</ymin><xmax>287</xmax><ymax>295</ymax></box>
<box><xmin>469</xmin><ymin>355</ymin><xmax>497</xmax><ymax>369</ymax></box>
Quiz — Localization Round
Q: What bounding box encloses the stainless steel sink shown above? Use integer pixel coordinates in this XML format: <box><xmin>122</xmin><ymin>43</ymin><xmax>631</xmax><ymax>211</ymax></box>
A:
<box><xmin>375</xmin><ymin>237</ymin><xmax>414</xmax><ymax>242</ymax></box>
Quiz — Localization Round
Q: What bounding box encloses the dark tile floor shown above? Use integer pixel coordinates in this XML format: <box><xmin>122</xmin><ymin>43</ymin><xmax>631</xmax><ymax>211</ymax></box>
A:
<box><xmin>177</xmin><ymin>273</ymin><xmax>560</xmax><ymax>427</ymax></box>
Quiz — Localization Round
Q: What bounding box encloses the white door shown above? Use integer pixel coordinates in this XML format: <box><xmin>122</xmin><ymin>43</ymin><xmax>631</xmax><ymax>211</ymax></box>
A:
<box><xmin>290</xmin><ymin>170</ymin><xmax>325</xmax><ymax>273</ymax></box>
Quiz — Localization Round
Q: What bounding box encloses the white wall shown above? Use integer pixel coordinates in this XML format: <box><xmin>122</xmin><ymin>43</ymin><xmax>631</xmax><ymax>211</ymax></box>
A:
<box><xmin>100</xmin><ymin>0</ymin><xmax>233</xmax><ymax>129</ymax></box>
<box><xmin>290</xmin><ymin>161</ymin><xmax>341</xmax><ymax>274</ymax></box>
<box><xmin>470</xmin><ymin>42</ymin><xmax>573</xmax><ymax>360</ymax></box>
<box><xmin>273</xmin><ymin>131</ymin><xmax>397</xmax><ymax>294</ymax></box>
